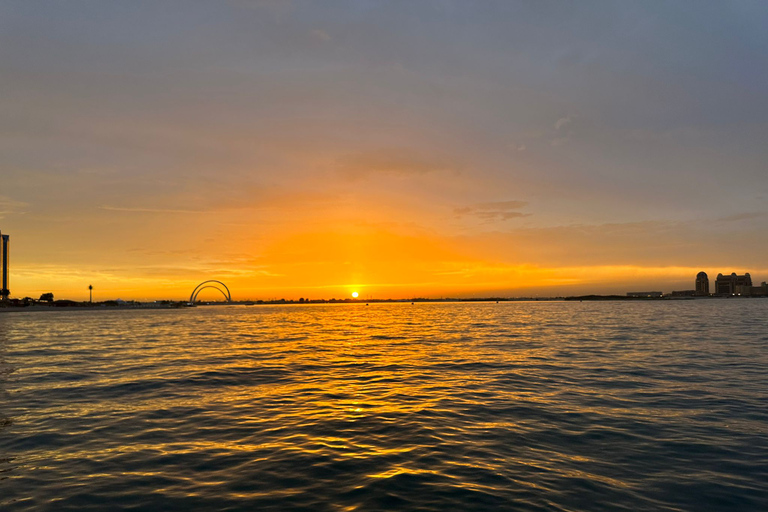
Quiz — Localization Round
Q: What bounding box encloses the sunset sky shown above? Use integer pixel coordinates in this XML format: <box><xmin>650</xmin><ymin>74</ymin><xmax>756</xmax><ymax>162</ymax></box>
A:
<box><xmin>2</xmin><ymin>1</ymin><xmax>767</xmax><ymax>300</ymax></box>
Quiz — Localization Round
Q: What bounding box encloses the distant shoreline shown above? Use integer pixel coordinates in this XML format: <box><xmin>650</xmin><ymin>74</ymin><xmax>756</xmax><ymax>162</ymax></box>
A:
<box><xmin>0</xmin><ymin>304</ymin><xmax>183</xmax><ymax>313</ymax></box>
<box><xmin>1</xmin><ymin>295</ymin><xmax>765</xmax><ymax>313</ymax></box>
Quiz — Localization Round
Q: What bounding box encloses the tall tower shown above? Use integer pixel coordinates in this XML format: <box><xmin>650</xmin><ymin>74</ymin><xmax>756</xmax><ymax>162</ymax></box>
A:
<box><xmin>0</xmin><ymin>232</ymin><xmax>9</xmax><ymax>302</ymax></box>
<box><xmin>695</xmin><ymin>271</ymin><xmax>709</xmax><ymax>296</ymax></box>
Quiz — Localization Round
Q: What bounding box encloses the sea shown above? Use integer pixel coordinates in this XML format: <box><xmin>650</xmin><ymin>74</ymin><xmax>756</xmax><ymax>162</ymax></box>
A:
<box><xmin>1</xmin><ymin>301</ymin><xmax>767</xmax><ymax>511</ymax></box>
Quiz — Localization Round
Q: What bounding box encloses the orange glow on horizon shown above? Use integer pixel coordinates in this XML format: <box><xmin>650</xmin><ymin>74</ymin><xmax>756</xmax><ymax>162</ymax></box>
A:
<box><xmin>11</xmin><ymin>258</ymin><xmax>758</xmax><ymax>302</ymax></box>
<box><xmin>6</xmin><ymin>201</ymin><xmax>767</xmax><ymax>301</ymax></box>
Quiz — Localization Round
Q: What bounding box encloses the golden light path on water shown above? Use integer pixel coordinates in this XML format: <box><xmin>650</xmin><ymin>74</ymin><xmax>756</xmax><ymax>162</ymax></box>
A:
<box><xmin>1</xmin><ymin>301</ymin><xmax>767</xmax><ymax>511</ymax></box>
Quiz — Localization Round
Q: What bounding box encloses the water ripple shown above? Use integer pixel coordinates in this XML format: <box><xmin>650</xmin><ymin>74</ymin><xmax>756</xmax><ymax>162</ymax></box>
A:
<box><xmin>1</xmin><ymin>301</ymin><xmax>767</xmax><ymax>510</ymax></box>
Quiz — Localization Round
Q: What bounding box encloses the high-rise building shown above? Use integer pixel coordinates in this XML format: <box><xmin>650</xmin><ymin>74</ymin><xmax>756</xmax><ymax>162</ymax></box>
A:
<box><xmin>715</xmin><ymin>272</ymin><xmax>752</xmax><ymax>295</ymax></box>
<box><xmin>695</xmin><ymin>272</ymin><xmax>709</xmax><ymax>296</ymax></box>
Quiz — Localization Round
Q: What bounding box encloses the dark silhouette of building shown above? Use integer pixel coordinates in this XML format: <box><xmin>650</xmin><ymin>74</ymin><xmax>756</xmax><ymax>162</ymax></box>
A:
<box><xmin>0</xmin><ymin>231</ymin><xmax>8</xmax><ymax>301</ymax></box>
<box><xmin>715</xmin><ymin>272</ymin><xmax>752</xmax><ymax>295</ymax></box>
<box><xmin>626</xmin><ymin>291</ymin><xmax>663</xmax><ymax>298</ymax></box>
<box><xmin>735</xmin><ymin>280</ymin><xmax>767</xmax><ymax>297</ymax></box>
<box><xmin>695</xmin><ymin>271</ymin><xmax>709</xmax><ymax>296</ymax></box>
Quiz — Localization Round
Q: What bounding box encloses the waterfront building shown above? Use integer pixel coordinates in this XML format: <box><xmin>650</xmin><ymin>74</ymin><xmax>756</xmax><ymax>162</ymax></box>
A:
<box><xmin>715</xmin><ymin>272</ymin><xmax>752</xmax><ymax>295</ymax></box>
<box><xmin>734</xmin><ymin>282</ymin><xmax>768</xmax><ymax>297</ymax></box>
<box><xmin>627</xmin><ymin>291</ymin><xmax>663</xmax><ymax>298</ymax></box>
<box><xmin>695</xmin><ymin>272</ymin><xmax>709</xmax><ymax>296</ymax></box>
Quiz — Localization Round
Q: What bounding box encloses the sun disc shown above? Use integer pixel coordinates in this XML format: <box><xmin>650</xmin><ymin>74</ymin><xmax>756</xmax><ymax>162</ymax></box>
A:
<box><xmin>352</xmin><ymin>291</ymin><xmax>359</xmax><ymax>298</ymax></box>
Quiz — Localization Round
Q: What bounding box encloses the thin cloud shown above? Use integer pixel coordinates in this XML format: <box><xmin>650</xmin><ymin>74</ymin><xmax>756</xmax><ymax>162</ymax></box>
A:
<box><xmin>552</xmin><ymin>115</ymin><xmax>574</xmax><ymax>146</ymax></box>
<box><xmin>229</xmin><ymin>0</ymin><xmax>294</xmax><ymax>19</ymax></box>
<box><xmin>0</xmin><ymin>196</ymin><xmax>28</xmax><ymax>218</ymax></box>
<box><xmin>555</xmin><ymin>116</ymin><xmax>572</xmax><ymax>131</ymax></box>
<box><xmin>99</xmin><ymin>206</ymin><xmax>206</xmax><ymax>214</ymax></box>
<box><xmin>473</xmin><ymin>200</ymin><xmax>528</xmax><ymax>210</ymax></box>
<box><xmin>715</xmin><ymin>212</ymin><xmax>765</xmax><ymax>222</ymax></box>
<box><xmin>455</xmin><ymin>200</ymin><xmax>530</xmax><ymax>221</ymax></box>
<box><xmin>334</xmin><ymin>148</ymin><xmax>454</xmax><ymax>181</ymax></box>
<box><xmin>310</xmin><ymin>29</ymin><xmax>331</xmax><ymax>41</ymax></box>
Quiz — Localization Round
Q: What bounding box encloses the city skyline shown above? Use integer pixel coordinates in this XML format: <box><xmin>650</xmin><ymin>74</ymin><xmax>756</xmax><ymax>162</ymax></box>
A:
<box><xmin>2</xmin><ymin>2</ymin><xmax>768</xmax><ymax>300</ymax></box>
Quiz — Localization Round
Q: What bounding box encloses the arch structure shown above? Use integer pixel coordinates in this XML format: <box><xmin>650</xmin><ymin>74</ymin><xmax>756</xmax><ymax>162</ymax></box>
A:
<box><xmin>190</xmin><ymin>280</ymin><xmax>232</xmax><ymax>303</ymax></box>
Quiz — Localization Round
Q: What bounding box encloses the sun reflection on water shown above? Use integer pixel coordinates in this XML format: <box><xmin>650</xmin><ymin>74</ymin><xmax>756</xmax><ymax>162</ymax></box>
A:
<box><xmin>2</xmin><ymin>301</ymin><xmax>768</xmax><ymax>511</ymax></box>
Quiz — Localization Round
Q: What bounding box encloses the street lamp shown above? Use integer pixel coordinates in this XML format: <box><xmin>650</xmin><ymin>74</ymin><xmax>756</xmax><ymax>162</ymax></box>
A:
<box><xmin>89</xmin><ymin>284</ymin><xmax>93</xmax><ymax>304</ymax></box>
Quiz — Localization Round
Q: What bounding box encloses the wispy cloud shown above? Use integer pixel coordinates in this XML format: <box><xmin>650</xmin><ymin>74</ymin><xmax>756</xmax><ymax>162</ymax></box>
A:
<box><xmin>552</xmin><ymin>115</ymin><xmax>574</xmax><ymax>146</ymax></box>
<box><xmin>99</xmin><ymin>206</ymin><xmax>206</xmax><ymax>214</ymax></box>
<box><xmin>334</xmin><ymin>148</ymin><xmax>455</xmax><ymax>181</ymax></box>
<box><xmin>0</xmin><ymin>196</ymin><xmax>28</xmax><ymax>218</ymax></box>
<box><xmin>229</xmin><ymin>0</ymin><xmax>294</xmax><ymax>19</ymax></box>
<box><xmin>455</xmin><ymin>200</ymin><xmax>530</xmax><ymax>221</ymax></box>
<box><xmin>555</xmin><ymin>116</ymin><xmax>572</xmax><ymax>131</ymax></box>
<box><xmin>715</xmin><ymin>212</ymin><xmax>765</xmax><ymax>222</ymax></box>
<box><xmin>310</xmin><ymin>29</ymin><xmax>331</xmax><ymax>42</ymax></box>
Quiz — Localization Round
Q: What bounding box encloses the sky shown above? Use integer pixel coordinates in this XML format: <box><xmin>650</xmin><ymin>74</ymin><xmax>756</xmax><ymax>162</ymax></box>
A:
<box><xmin>1</xmin><ymin>0</ymin><xmax>767</xmax><ymax>301</ymax></box>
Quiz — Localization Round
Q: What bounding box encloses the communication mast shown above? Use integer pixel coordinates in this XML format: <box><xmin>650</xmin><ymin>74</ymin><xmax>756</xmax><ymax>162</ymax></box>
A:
<box><xmin>0</xmin><ymin>231</ymin><xmax>9</xmax><ymax>302</ymax></box>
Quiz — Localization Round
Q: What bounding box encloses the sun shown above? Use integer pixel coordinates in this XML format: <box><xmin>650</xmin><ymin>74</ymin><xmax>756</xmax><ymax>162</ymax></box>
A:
<box><xmin>351</xmin><ymin>291</ymin><xmax>359</xmax><ymax>298</ymax></box>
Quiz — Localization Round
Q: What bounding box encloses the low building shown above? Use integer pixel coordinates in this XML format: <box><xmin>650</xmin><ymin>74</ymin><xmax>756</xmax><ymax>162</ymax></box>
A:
<box><xmin>670</xmin><ymin>290</ymin><xmax>696</xmax><ymax>297</ymax></box>
<box><xmin>734</xmin><ymin>282</ymin><xmax>768</xmax><ymax>297</ymax></box>
<box><xmin>627</xmin><ymin>291</ymin><xmax>663</xmax><ymax>298</ymax></box>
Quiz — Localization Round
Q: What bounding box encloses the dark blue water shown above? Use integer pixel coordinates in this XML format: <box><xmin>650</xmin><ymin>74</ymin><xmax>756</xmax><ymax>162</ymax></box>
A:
<box><xmin>1</xmin><ymin>301</ymin><xmax>767</xmax><ymax>511</ymax></box>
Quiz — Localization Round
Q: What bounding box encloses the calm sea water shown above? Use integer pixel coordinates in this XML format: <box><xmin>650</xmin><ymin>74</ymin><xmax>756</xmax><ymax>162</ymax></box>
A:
<box><xmin>1</xmin><ymin>301</ymin><xmax>767</xmax><ymax>511</ymax></box>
